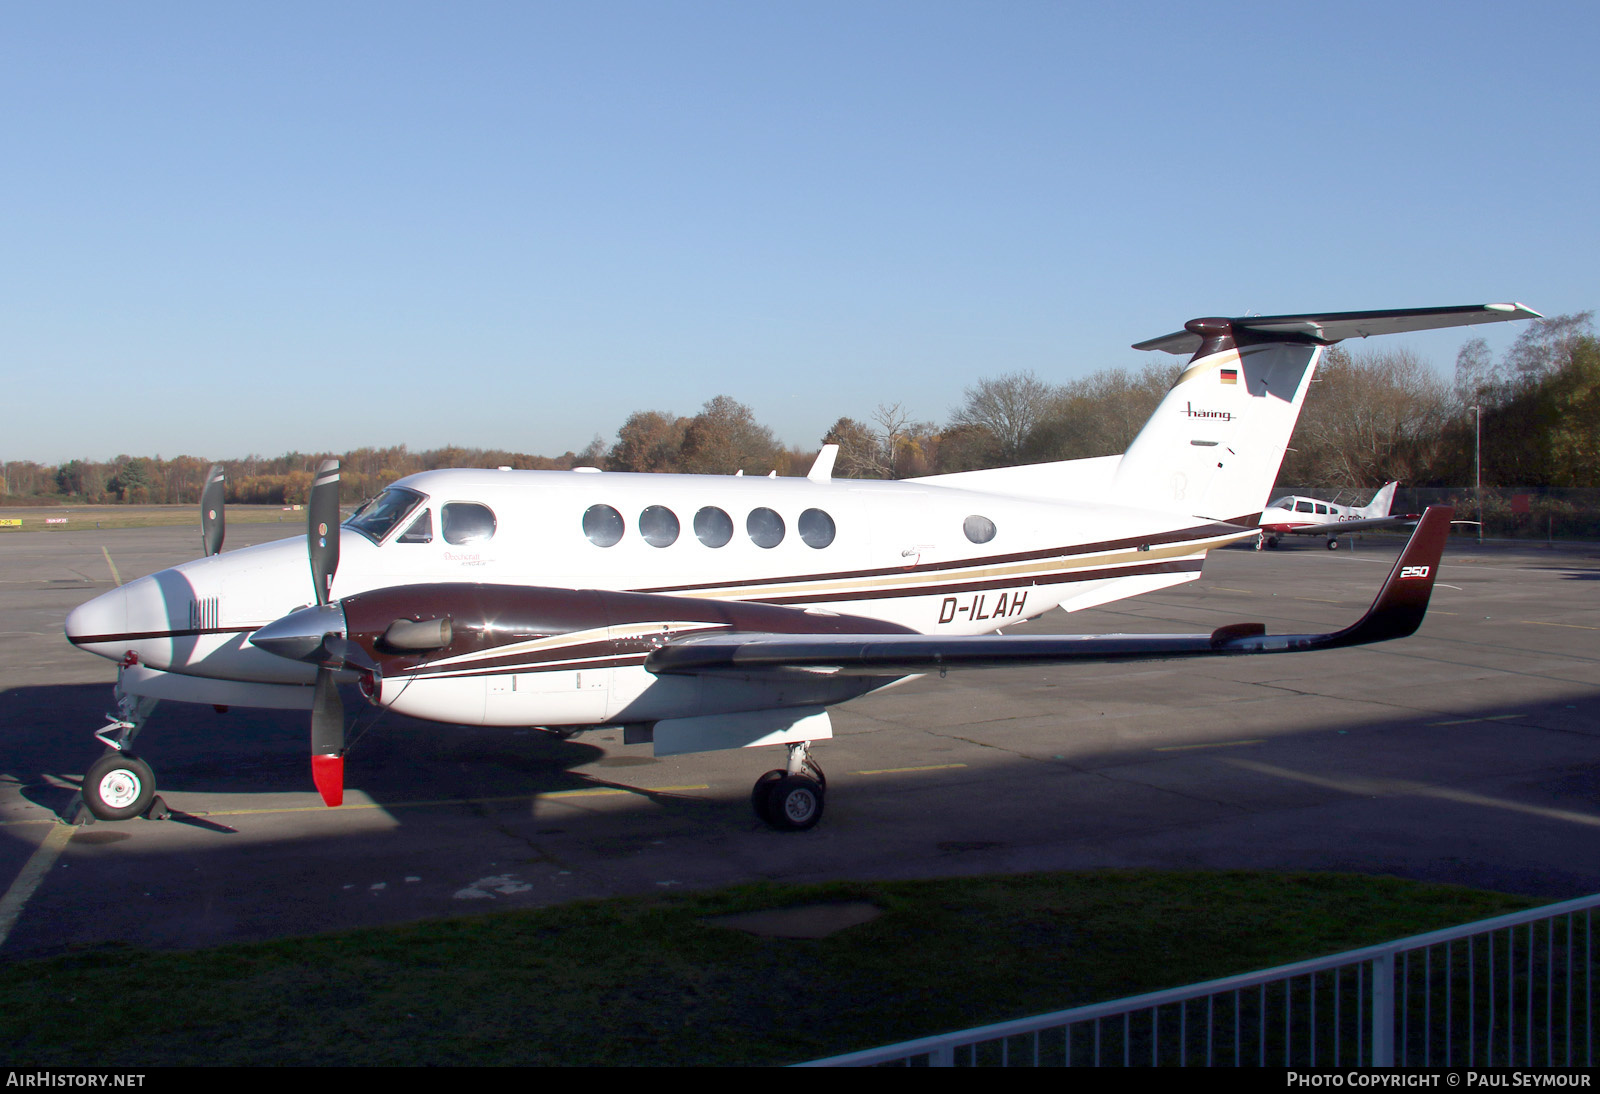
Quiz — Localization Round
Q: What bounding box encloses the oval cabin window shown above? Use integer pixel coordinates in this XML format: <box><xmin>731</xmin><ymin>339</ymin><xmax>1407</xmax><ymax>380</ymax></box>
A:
<box><xmin>639</xmin><ymin>505</ymin><xmax>680</xmax><ymax>548</ymax></box>
<box><xmin>694</xmin><ymin>506</ymin><xmax>733</xmax><ymax>548</ymax></box>
<box><xmin>798</xmin><ymin>508</ymin><xmax>835</xmax><ymax>548</ymax></box>
<box><xmin>963</xmin><ymin>515</ymin><xmax>997</xmax><ymax>544</ymax></box>
<box><xmin>583</xmin><ymin>504</ymin><xmax>625</xmax><ymax>547</ymax></box>
<box><xmin>746</xmin><ymin>507</ymin><xmax>785</xmax><ymax>549</ymax></box>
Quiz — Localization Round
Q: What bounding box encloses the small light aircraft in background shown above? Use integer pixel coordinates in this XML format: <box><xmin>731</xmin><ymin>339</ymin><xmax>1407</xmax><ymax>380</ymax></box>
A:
<box><xmin>65</xmin><ymin>303</ymin><xmax>1537</xmax><ymax>830</ymax></box>
<box><xmin>1257</xmin><ymin>481</ymin><xmax>1417</xmax><ymax>551</ymax></box>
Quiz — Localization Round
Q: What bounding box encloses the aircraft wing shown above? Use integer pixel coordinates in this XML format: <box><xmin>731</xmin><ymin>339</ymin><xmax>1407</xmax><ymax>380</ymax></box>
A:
<box><xmin>646</xmin><ymin>508</ymin><xmax>1453</xmax><ymax>678</ymax></box>
<box><xmin>1277</xmin><ymin>515</ymin><xmax>1419</xmax><ymax>536</ymax></box>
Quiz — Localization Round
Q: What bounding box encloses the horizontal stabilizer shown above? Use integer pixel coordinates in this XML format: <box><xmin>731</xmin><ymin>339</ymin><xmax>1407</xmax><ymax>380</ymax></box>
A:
<box><xmin>646</xmin><ymin>507</ymin><xmax>1453</xmax><ymax>676</ymax></box>
<box><xmin>1134</xmin><ymin>304</ymin><xmax>1541</xmax><ymax>356</ymax></box>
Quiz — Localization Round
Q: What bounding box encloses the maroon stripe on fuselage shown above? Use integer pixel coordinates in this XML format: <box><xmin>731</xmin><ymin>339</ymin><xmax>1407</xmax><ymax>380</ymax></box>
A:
<box><xmin>631</xmin><ymin>523</ymin><xmax>1242</xmax><ymax>596</ymax></box>
<box><xmin>67</xmin><ymin>626</ymin><xmax>256</xmax><ymax>646</ymax></box>
<box><xmin>754</xmin><ymin>558</ymin><xmax>1202</xmax><ymax>606</ymax></box>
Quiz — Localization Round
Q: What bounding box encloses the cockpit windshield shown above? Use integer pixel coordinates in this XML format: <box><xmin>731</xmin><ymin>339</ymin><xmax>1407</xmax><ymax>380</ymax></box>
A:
<box><xmin>1268</xmin><ymin>497</ymin><xmax>1294</xmax><ymax>510</ymax></box>
<box><xmin>345</xmin><ymin>487</ymin><xmax>426</xmax><ymax>544</ymax></box>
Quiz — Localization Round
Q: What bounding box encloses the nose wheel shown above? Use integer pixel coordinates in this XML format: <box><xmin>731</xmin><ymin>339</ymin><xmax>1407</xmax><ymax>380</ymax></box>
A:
<box><xmin>75</xmin><ymin>668</ymin><xmax>168</xmax><ymax>822</ymax></box>
<box><xmin>82</xmin><ymin>751</ymin><xmax>157</xmax><ymax>821</ymax></box>
<box><xmin>751</xmin><ymin>742</ymin><xmax>826</xmax><ymax>831</ymax></box>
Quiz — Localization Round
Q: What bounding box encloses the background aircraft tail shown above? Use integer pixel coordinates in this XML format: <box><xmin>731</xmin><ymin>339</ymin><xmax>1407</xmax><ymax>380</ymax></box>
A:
<box><xmin>1360</xmin><ymin>481</ymin><xmax>1399</xmax><ymax>519</ymax></box>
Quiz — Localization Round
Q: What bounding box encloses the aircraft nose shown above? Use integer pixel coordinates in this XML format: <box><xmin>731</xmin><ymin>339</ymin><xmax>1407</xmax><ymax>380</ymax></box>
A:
<box><xmin>251</xmin><ymin>602</ymin><xmax>346</xmax><ymax>663</ymax></box>
<box><xmin>65</xmin><ymin>585</ymin><xmax>131</xmax><ymax>656</ymax></box>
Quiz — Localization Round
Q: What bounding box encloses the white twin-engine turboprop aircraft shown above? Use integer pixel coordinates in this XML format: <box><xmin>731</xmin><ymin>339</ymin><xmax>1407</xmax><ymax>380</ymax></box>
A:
<box><xmin>65</xmin><ymin>303</ymin><xmax>1538</xmax><ymax>830</ymax></box>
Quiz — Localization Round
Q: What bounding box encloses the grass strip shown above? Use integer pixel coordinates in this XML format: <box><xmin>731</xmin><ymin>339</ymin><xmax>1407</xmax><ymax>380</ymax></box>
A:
<box><xmin>0</xmin><ymin>870</ymin><xmax>1536</xmax><ymax>1066</ymax></box>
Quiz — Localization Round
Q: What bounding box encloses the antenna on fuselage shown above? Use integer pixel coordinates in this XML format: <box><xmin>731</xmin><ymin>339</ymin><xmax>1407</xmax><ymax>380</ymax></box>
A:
<box><xmin>807</xmin><ymin>444</ymin><xmax>838</xmax><ymax>483</ymax></box>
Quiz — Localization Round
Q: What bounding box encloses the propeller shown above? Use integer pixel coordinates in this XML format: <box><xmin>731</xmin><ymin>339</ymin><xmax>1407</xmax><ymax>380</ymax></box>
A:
<box><xmin>306</xmin><ymin>459</ymin><xmax>345</xmax><ymax>806</ymax></box>
<box><xmin>200</xmin><ymin>464</ymin><xmax>226</xmax><ymax>556</ymax></box>
<box><xmin>308</xmin><ymin>459</ymin><xmax>341</xmax><ymax>607</ymax></box>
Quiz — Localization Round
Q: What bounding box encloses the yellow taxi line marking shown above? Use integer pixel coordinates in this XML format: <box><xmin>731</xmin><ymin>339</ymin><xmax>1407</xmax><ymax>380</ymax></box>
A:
<box><xmin>854</xmin><ymin>763</ymin><xmax>968</xmax><ymax>776</ymax></box>
<box><xmin>1295</xmin><ymin>597</ymin><xmax>1342</xmax><ymax>604</ymax></box>
<box><xmin>101</xmin><ymin>547</ymin><xmax>122</xmax><ymax>587</ymax></box>
<box><xmin>1518</xmin><ymin>620</ymin><xmax>1600</xmax><ymax>631</ymax></box>
<box><xmin>1209</xmin><ymin>587</ymin><xmax>1254</xmax><ymax>594</ymax></box>
<box><xmin>0</xmin><ymin>822</ymin><xmax>73</xmax><ymax>951</ymax></box>
<box><xmin>1155</xmin><ymin>739</ymin><xmax>1266</xmax><ymax>752</ymax></box>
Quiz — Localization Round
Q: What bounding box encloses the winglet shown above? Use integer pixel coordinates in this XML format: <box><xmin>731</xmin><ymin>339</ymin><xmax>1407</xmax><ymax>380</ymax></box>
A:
<box><xmin>1325</xmin><ymin>505</ymin><xmax>1453</xmax><ymax>647</ymax></box>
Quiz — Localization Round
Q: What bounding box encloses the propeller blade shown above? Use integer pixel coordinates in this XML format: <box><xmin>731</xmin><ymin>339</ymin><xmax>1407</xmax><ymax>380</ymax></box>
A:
<box><xmin>200</xmin><ymin>464</ymin><xmax>226</xmax><ymax>556</ymax></box>
<box><xmin>308</xmin><ymin>459</ymin><xmax>341</xmax><ymax>606</ymax></box>
<box><xmin>311</xmin><ymin>667</ymin><xmax>344</xmax><ymax>807</ymax></box>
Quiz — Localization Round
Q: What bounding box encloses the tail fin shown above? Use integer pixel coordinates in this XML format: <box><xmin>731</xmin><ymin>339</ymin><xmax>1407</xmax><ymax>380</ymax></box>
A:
<box><xmin>1361</xmin><ymin>481</ymin><xmax>1399</xmax><ymax>519</ymax></box>
<box><xmin>1113</xmin><ymin>304</ymin><xmax>1540</xmax><ymax>525</ymax></box>
<box><xmin>1113</xmin><ymin>319</ymin><xmax>1320</xmax><ymax>525</ymax></box>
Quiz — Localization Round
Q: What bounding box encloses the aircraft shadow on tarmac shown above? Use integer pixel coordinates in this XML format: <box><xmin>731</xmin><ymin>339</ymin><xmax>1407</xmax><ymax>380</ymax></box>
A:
<box><xmin>4</xmin><ymin>681</ymin><xmax>726</xmax><ymax>828</ymax></box>
<box><xmin>8</xmin><ymin>672</ymin><xmax>1600</xmax><ymax>959</ymax></box>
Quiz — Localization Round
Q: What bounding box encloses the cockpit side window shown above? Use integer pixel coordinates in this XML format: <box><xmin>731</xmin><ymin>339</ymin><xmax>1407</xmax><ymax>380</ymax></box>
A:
<box><xmin>442</xmin><ymin>502</ymin><xmax>497</xmax><ymax>545</ymax></box>
<box><xmin>398</xmin><ymin>510</ymin><xmax>433</xmax><ymax>544</ymax></box>
<box><xmin>345</xmin><ymin>487</ymin><xmax>426</xmax><ymax>544</ymax></box>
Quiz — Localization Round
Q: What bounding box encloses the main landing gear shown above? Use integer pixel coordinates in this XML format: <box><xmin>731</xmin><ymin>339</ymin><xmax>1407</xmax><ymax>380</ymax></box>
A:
<box><xmin>751</xmin><ymin>741</ymin><xmax>826</xmax><ymax>831</ymax></box>
<box><xmin>76</xmin><ymin>668</ymin><xmax>169</xmax><ymax>823</ymax></box>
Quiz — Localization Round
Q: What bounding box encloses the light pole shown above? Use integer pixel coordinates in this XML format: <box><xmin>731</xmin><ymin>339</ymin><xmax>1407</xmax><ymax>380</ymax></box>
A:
<box><xmin>1473</xmin><ymin>405</ymin><xmax>1482</xmax><ymax>546</ymax></box>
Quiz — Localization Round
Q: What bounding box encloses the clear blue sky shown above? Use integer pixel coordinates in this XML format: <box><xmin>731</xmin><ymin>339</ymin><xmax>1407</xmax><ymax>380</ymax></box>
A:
<box><xmin>3</xmin><ymin>1</ymin><xmax>1594</xmax><ymax>464</ymax></box>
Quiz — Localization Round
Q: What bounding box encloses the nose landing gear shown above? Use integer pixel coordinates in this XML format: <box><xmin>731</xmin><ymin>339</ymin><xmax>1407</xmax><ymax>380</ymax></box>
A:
<box><xmin>75</xmin><ymin>669</ymin><xmax>169</xmax><ymax>823</ymax></box>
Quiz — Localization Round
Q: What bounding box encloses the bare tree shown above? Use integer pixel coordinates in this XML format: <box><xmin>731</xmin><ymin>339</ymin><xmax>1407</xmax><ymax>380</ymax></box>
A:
<box><xmin>822</xmin><ymin>416</ymin><xmax>887</xmax><ymax>478</ymax></box>
<box><xmin>949</xmin><ymin>372</ymin><xmax>1057</xmax><ymax>463</ymax></box>
<box><xmin>1025</xmin><ymin>361</ymin><xmax>1178</xmax><ymax>461</ymax></box>
<box><xmin>1280</xmin><ymin>346</ymin><xmax>1453</xmax><ymax>488</ymax></box>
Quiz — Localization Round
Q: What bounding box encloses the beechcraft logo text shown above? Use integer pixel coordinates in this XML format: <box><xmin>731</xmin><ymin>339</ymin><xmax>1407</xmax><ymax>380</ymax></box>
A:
<box><xmin>1400</xmin><ymin>566</ymin><xmax>1430</xmax><ymax>579</ymax></box>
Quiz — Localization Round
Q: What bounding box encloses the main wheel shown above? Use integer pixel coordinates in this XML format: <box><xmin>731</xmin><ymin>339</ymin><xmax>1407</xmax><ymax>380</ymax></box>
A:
<box><xmin>1265</xmin><ymin>536</ymin><xmax>1279</xmax><ymax>549</ymax></box>
<box><xmin>751</xmin><ymin>769</ymin><xmax>786</xmax><ymax>821</ymax></box>
<box><xmin>83</xmin><ymin>751</ymin><xmax>156</xmax><ymax>821</ymax></box>
<box><xmin>1326</xmin><ymin>538</ymin><xmax>1340</xmax><ymax>551</ymax></box>
<box><xmin>764</xmin><ymin>774</ymin><xmax>825</xmax><ymax>831</ymax></box>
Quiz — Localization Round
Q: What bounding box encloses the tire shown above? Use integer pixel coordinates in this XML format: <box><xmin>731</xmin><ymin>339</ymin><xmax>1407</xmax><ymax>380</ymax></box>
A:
<box><xmin>1326</xmin><ymin>538</ymin><xmax>1340</xmax><ymax>551</ymax></box>
<box><xmin>751</xmin><ymin>769</ymin><xmax>786</xmax><ymax>821</ymax></box>
<box><xmin>764</xmin><ymin>774</ymin><xmax>824</xmax><ymax>831</ymax></box>
<box><xmin>83</xmin><ymin>751</ymin><xmax>156</xmax><ymax>821</ymax></box>
<box><xmin>1266</xmin><ymin>536</ymin><xmax>1279</xmax><ymax>549</ymax></box>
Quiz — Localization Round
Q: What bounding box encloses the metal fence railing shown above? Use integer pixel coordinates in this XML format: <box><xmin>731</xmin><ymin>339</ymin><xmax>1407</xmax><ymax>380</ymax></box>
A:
<box><xmin>799</xmin><ymin>893</ymin><xmax>1600</xmax><ymax>1067</ymax></box>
